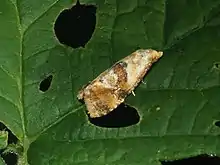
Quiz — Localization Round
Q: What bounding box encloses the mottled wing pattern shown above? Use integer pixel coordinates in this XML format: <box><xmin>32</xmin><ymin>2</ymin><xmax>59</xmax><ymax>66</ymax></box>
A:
<box><xmin>78</xmin><ymin>49</ymin><xmax>163</xmax><ymax>118</ymax></box>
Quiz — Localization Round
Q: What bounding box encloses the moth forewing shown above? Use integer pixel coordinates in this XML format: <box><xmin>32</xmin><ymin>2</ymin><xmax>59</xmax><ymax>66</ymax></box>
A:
<box><xmin>78</xmin><ymin>49</ymin><xmax>163</xmax><ymax>118</ymax></box>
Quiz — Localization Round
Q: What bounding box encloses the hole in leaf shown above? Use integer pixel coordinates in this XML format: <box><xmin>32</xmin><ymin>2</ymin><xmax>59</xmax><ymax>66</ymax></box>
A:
<box><xmin>1</xmin><ymin>152</ymin><xmax>18</xmax><ymax>165</ymax></box>
<box><xmin>89</xmin><ymin>103</ymin><xmax>140</xmax><ymax>128</ymax></box>
<box><xmin>214</xmin><ymin>62</ymin><xmax>220</xmax><ymax>70</ymax></box>
<box><xmin>0</xmin><ymin>122</ymin><xmax>18</xmax><ymax>144</ymax></box>
<box><xmin>214</xmin><ymin>120</ymin><xmax>220</xmax><ymax>127</ymax></box>
<box><xmin>39</xmin><ymin>75</ymin><xmax>53</xmax><ymax>92</ymax></box>
<box><xmin>54</xmin><ymin>0</ymin><xmax>97</xmax><ymax>48</ymax></box>
<box><xmin>161</xmin><ymin>154</ymin><xmax>220</xmax><ymax>165</ymax></box>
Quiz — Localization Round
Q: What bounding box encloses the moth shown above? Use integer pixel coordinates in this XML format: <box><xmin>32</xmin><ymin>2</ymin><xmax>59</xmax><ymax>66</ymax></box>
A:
<box><xmin>77</xmin><ymin>49</ymin><xmax>163</xmax><ymax>118</ymax></box>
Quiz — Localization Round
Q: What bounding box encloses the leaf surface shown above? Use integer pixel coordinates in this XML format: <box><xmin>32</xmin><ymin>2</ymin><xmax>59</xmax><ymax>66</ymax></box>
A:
<box><xmin>1</xmin><ymin>0</ymin><xmax>220</xmax><ymax>164</ymax></box>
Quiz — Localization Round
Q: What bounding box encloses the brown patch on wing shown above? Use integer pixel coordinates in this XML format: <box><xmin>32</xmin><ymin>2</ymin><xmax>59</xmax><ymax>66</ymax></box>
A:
<box><xmin>83</xmin><ymin>83</ymin><xmax>122</xmax><ymax>117</ymax></box>
<box><xmin>113</xmin><ymin>62</ymin><xmax>128</xmax><ymax>90</ymax></box>
<box><xmin>90</xmin><ymin>85</ymin><xmax>117</xmax><ymax>107</ymax></box>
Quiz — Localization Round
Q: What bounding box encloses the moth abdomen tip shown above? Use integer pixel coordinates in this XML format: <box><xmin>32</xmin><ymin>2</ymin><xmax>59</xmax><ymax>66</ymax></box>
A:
<box><xmin>77</xmin><ymin>90</ymin><xmax>84</xmax><ymax>100</ymax></box>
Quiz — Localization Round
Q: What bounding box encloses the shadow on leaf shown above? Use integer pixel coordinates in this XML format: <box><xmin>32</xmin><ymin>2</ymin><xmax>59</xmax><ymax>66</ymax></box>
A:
<box><xmin>161</xmin><ymin>154</ymin><xmax>220</xmax><ymax>165</ymax></box>
<box><xmin>89</xmin><ymin>103</ymin><xmax>140</xmax><ymax>128</ymax></box>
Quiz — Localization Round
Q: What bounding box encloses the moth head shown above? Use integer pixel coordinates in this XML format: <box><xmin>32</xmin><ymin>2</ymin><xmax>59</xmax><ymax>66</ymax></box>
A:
<box><xmin>149</xmin><ymin>49</ymin><xmax>163</xmax><ymax>62</ymax></box>
<box><xmin>136</xmin><ymin>49</ymin><xmax>163</xmax><ymax>63</ymax></box>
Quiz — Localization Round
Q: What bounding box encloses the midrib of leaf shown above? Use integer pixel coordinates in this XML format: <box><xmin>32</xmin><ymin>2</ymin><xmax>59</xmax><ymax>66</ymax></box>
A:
<box><xmin>12</xmin><ymin>0</ymin><xmax>73</xmax><ymax>163</ymax></box>
<box><xmin>11</xmin><ymin>0</ymin><xmax>30</xmax><ymax>163</ymax></box>
<box><xmin>7</xmin><ymin>0</ymin><xmax>62</xmax><ymax>163</ymax></box>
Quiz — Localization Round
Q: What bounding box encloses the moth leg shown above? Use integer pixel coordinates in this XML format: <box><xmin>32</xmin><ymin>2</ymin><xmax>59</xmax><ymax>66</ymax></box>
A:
<box><xmin>132</xmin><ymin>91</ymin><xmax>136</xmax><ymax>96</ymax></box>
<box><xmin>141</xmin><ymin>80</ymin><xmax>146</xmax><ymax>84</ymax></box>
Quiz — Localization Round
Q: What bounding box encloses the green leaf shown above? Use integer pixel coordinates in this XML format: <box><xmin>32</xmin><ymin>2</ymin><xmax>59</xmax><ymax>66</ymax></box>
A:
<box><xmin>0</xmin><ymin>131</ymin><xmax>8</xmax><ymax>150</ymax></box>
<box><xmin>0</xmin><ymin>131</ymin><xmax>7</xmax><ymax>165</ymax></box>
<box><xmin>0</xmin><ymin>158</ymin><xmax>6</xmax><ymax>165</ymax></box>
<box><xmin>1</xmin><ymin>0</ymin><xmax>220</xmax><ymax>164</ymax></box>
